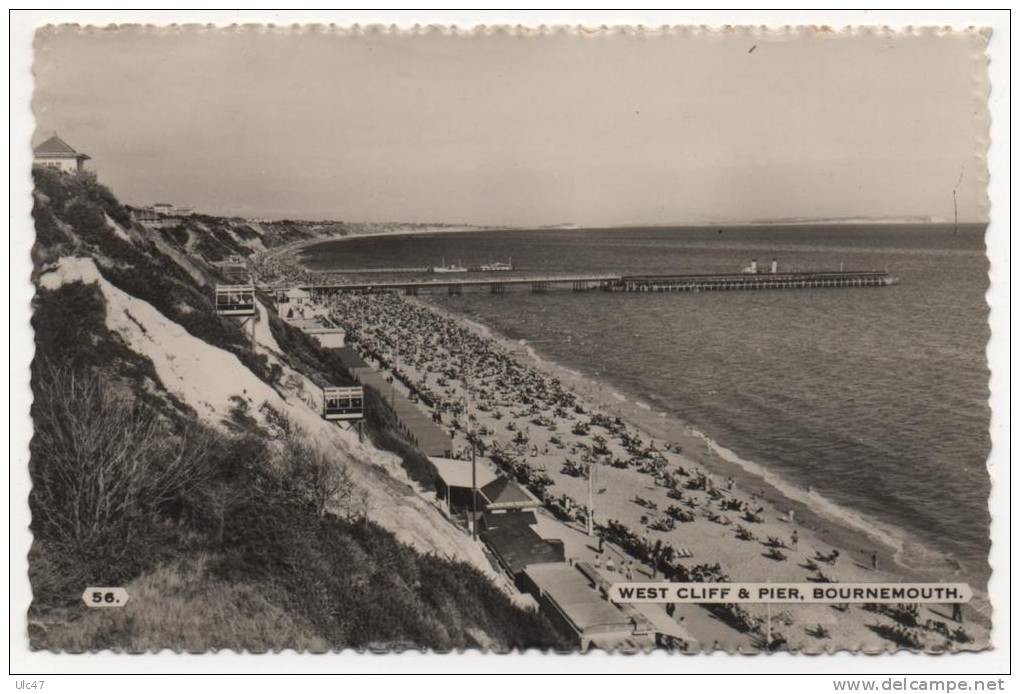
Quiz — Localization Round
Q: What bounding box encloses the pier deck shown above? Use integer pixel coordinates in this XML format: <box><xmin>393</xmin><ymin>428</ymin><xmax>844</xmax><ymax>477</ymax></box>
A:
<box><xmin>296</xmin><ymin>270</ymin><xmax>897</xmax><ymax>296</ymax></box>
<box><xmin>610</xmin><ymin>270</ymin><xmax>897</xmax><ymax>293</ymax></box>
<box><xmin>299</xmin><ymin>273</ymin><xmax>620</xmax><ymax>295</ymax></box>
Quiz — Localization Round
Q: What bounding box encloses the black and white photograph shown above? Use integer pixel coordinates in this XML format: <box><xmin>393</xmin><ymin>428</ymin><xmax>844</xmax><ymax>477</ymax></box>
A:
<box><xmin>9</xmin><ymin>10</ymin><xmax>1010</xmax><ymax>681</ymax></box>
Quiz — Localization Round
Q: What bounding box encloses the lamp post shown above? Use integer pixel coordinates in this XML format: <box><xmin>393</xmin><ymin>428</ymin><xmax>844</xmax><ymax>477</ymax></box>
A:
<box><xmin>471</xmin><ymin>424</ymin><xmax>478</xmax><ymax>541</ymax></box>
<box><xmin>586</xmin><ymin>456</ymin><xmax>595</xmax><ymax>537</ymax></box>
<box><xmin>461</xmin><ymin>369</ymin><xmax>480</xmax><ymax>542</ymax></box>
<box><xmin>390</xmin><ymin>347</ymin><xmax>399</xmax><ymax>411</ymax></box>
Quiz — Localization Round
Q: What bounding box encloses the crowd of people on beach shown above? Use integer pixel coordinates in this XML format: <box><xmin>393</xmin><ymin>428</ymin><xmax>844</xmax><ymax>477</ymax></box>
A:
<box><xmin>326</xmin><ymin>292</ymin><xmax>579</xmax><ymax>438</ymax></box>
<box><xmin>327</xmin><ymin>292</ymin><xmax>802</xmax><ymax>568</ymax></box>
<box><xmin>317</xmin><ymin>289</ymin><xmax>976</xmax><ymax>652</ymax></box>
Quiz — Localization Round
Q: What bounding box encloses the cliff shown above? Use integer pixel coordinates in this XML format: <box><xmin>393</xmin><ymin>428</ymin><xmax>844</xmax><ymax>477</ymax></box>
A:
<box><xmin>27</xmin><ymin>167</ymin><xmax>563</xmax><ymax>652</ymax></box>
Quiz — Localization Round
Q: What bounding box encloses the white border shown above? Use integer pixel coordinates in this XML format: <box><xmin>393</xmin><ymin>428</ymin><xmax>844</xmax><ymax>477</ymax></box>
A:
<box><xmin>7</xmin><ymin>9</ymin><xmax>1011</xmax><ymax>678</ymax></box>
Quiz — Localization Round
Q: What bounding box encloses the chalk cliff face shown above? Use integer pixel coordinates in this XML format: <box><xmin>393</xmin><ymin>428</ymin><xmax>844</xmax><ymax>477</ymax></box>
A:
<box><xmin>27</xmin><ymin>167</ymin><xmax>560</xmax><ymax>652</ymax></box>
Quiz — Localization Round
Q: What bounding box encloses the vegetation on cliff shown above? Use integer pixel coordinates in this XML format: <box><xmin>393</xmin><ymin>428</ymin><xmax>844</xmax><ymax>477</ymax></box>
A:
<box><xmin>28</xmin><ymin>167</ymin><xmax>565</xmax><ymax>652</ymax></box>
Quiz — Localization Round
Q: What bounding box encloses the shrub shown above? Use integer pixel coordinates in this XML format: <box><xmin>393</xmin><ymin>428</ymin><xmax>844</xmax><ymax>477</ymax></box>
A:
<box><xmin>30</xmin><ymin>364</ymin><xmax>217</xmax><ymax>551</ymax></box>
<box><xmin>275</xmin><ymin>427</ymin><xmax>356</xmax><ymax>519</ymax></box>
<box><xmin>28</xmin><ymin>171</ymin><xmax>568</xmax><ymax>651</ymax></box>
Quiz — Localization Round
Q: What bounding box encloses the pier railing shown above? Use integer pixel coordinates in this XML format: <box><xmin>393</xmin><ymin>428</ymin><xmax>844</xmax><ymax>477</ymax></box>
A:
<box><xmin>609</xmin><ymin>270</ymin><xmax>898</xmax><ymax>293</ymax></box>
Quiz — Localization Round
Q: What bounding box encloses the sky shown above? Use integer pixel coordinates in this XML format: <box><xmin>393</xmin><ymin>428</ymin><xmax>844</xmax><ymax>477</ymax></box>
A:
<box><xmin>32</xmin><ymin>26</ymin><xmax>990</xmax><ymax>226</ymax></box>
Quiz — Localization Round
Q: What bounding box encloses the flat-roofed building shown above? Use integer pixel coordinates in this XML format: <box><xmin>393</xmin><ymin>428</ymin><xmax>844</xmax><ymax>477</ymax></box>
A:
<box><xmin>520</xmin><ymin>562</ymin><xmax>642</xmax><ymax>651</ymax></box>
<box><xmin>479</xmin><ymin>511</ymin><xmax>565</xmax><ymax>580</ymax></box>
<box><xmin>284</xmin><ymin>317</ymin><xmax>346</xmax><ymax>348</ymax></box>
<box><xmin>285</xmin><ymin>286</ymin><xmax>311</xmax><ymax>306</ymax></box>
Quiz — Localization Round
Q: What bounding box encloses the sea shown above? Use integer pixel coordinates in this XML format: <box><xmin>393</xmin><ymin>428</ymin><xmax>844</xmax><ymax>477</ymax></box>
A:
<box><xmin>301</xmin><ymin>224</ymin><xmax>992</xmax><ymax>586</ymax></box>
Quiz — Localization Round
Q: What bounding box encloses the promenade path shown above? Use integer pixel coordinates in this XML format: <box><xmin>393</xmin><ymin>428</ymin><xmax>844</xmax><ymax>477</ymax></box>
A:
<box><xmin>334</xmin><ymin>346</ymin><xmax>452</xmax><ymax>457</ymax></box>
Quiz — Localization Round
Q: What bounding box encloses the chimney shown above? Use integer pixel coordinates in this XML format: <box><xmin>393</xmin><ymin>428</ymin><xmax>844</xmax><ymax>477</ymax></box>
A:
<box><xmin>771</xmin><ymin>258</ymin><xmax>778</xmax><ymax>274</ymax></box>
<box><xmin>750</xmin><ymin>259</ymin><xmax>758</xmax><ymax>274</ymax></box>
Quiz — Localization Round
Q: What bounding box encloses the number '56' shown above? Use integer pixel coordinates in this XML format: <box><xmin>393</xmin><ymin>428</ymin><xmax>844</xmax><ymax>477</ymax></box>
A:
<box><xmin>81</xmin><ymin>587</ymin><xmax>128</xmax><ymax>607</ymax></box>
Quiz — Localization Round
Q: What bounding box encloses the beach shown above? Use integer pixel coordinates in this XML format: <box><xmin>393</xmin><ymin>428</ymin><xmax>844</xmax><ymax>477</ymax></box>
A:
<box><xmin>316</xmin><ymin>289</ymin><xmax>990</xmax><ymax>652</ymax></box>
<box><xmin>298</xmin><ymin>224</ymin><xmax>992</xmax><ymax>586</ymax></box>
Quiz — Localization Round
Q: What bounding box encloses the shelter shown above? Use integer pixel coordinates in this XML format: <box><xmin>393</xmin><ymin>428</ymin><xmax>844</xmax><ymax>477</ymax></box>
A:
<box><xmin>323</xmin><ymin>386</ymin><xmax>364</xmax><ymax>421</ymax></box>
<box><xmin>33</xmin><ymin>135</ymin><xmax>91</xmax><ymax>174</ymax></box>
<box><xmin>427</xmin><ymin>457</ymin><xmax>539</xmax><ymax>517</ymax></box>
<box><xmin>428</xmin><ymin>456</ymin><xmax>498</xmax><ymax>516</ymax></box>
<box><xmin>215</xmin><ymin>284</ymin><xmax>256</xmax><ymax>316</ymax></box>
<box><xmin>479</xmin><ymin>476</ymin><xmax>542</xmax><ymax>512</ymax></box>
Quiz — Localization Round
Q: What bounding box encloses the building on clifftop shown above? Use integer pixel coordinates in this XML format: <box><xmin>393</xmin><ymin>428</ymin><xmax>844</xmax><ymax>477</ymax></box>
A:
<box><xmin>33</xmin><ymin>134</ymin><xmax>91</xmax><ymax>174</ymax></box>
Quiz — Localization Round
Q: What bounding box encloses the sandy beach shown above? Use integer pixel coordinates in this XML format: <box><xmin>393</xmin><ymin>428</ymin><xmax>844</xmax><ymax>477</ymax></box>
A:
<box><xmin>313</xmin><ymin>289</ymin><xmax>990</xmax><ymax>653</ymax></box>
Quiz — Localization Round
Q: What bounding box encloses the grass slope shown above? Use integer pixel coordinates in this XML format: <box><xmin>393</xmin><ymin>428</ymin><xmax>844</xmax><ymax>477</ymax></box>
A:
<box><xmin>28</xmin><ymin>168</ymin><xmax>567</xmax><ymax>652</ymax></box>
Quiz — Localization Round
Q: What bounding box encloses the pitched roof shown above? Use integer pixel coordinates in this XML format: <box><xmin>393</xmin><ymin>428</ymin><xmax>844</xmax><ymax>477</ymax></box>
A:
<box><xmin>480</xmin><ymin>476</ymin><xmax>541</xmax><ymax>508</ymax></box>
<box><xmin>34</xmin><ymin>135</ymin><xmax>90</xmax><ymax>159</ymax></box>
<box><xmin>482</xmin><ymin>510</ymin><xmax>537</xmax><ymax>531</ymax></box>
<box><xmin>428</xmin><ymin>457</ymin><xmax>499</xmax><ymax>489</ymax></box>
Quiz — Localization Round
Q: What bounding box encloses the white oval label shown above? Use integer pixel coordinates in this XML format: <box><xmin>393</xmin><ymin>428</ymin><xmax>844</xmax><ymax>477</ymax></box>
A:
<box><xmin>82</xmin><ymin>587</ymin><xmax>129</xmax><ymax>607</ymax></box>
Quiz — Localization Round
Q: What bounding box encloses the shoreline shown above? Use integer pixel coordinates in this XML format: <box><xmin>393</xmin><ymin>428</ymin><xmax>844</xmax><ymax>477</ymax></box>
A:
<box><xmin>285</xmin><ymin>233</ymin><xmax>990</xmax><ymax>618</ymax></box>
<box><xmin>318</xmin><ymin>287</ymin><xmax>990</xmax><ymax>649</ymax></box>
<box><xmin>289</xmin><ymin>221</ymin><xmax>992</xmax><ymax>649</ymax></box>
<box><xmin>285</xmin><ymin>223</ymin><xmax>991</xmax><ymax>623</ymax></box>
<box><xmin>256</xmin><ymin>225</ymin><xmax>510</xmax><ymax>273</ymax></box>
<box><xmin>280</xmin><ymin>219</ymin><xmax>986</xmax><ymax>265</ymax></box>
<box><xmin>290</xmin><ymin>225</ymin><xmax>513</xmax><ymax>265</ymax></box>
<box><xmin>417</xmin><ymin>298</ymin><xmax>992</xmax><ymax>625</ymax></box>
<box><xmin>287</xmin><ymin>223</ymin><xmax>987</xmax><ymax>281</ymax></box>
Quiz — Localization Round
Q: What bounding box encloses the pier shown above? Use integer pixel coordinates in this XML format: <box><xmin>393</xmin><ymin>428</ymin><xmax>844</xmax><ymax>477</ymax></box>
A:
<box><xmin>298</xmin><ymin>273</ymin><xmax>621</xmax><ymax>297</ymax></box>
<box><xmin>609</xmin><ymin>270</ymin><xmax>898</xmax><ymax>293</ymax></box>
<box><xmin>295</xmin><ymin>270</ymin><xmax>897</xmax><ymax>298</ymax></box>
